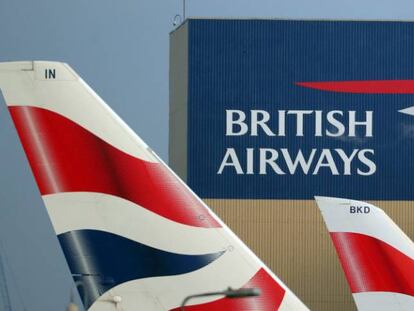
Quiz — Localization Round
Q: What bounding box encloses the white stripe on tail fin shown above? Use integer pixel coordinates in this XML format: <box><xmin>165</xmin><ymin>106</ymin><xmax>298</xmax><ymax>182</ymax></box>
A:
<box><xmin>0</xmin><ymin>61</ymin><xmax>309</xmax><ymax>311</ymax></box>
<box><xmin>315</xmin><ymin>196</ymin><xmax>414</xmax><ymax>311</ymax></box>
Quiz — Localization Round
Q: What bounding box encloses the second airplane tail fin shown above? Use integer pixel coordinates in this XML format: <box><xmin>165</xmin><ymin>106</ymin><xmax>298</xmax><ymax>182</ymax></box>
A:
<box><xmin>315</xmin><ymin>196</ymin><xmax>414</xmax><ymax>311</ymax></box>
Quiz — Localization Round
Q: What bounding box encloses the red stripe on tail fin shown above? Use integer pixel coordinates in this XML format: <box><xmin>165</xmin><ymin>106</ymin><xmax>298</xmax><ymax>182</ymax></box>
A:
<box><xmin>331</xmin><ymin>232</ymin><xmax>414</xmax><ymax>295</ymax></box>
<box><xmin>169</xmin><ymin>269</ymin><xmax>286</xmax><ymax>310</ymax></box>
<box><xmin>9</xmin><ymin>105</ymin><xmax>220</xmax><ymax>228</ymax></box>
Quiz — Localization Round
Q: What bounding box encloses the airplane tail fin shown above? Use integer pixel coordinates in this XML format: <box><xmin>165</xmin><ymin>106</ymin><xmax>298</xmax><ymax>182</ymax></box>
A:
<box><xmin>315</xmin><ymin>196</ymin><xmax>414</xmax><ymax>311</ymax></box>
<box><xmin>0</xmin><ymin>61</ymin><xmax>308</xmax><ymax>311</ymax></box>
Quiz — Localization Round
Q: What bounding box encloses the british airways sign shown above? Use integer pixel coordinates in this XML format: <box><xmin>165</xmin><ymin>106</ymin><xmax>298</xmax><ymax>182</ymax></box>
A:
<box><xmin>219</xmin><ymin>108</ymin><xmax>375</xmax><ymax>176</ymax></box>
<box><xmin>184</xmin><ymin>20</ymin><xmax>414</xmax><ymax>200</ymax></box>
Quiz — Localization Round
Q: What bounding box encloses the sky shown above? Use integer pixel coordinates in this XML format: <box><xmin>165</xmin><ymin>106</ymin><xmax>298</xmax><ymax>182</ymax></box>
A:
<box><xmin>1</xmin><ymin>0</ymin><xmax>414</xmax><ymax>310</ymax></box>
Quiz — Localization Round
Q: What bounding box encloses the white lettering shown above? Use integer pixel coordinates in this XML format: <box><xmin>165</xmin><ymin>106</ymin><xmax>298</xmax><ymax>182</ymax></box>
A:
<box><xmin>259</xmin><ymin>149</ymin><xmax>285</xmax><ymax>175</ymax></box>
<box><xmin>327</xmin><ymin>111</ymin><xmax>345</xmax><ymax>137</ymax></box>
<box><xmin>217</xmin><ymin>148</ymin><xmax>244</xmax><ymax>174</ymax></box>
<box><xmin>313</xmin><ymin>149</ymin><xmax>339</xmax><ymax>175</ymax></box>
<box><xmin>287</xmin><ymin>110</ymin><xmax>313</xmax><ymax>136</ymax></box>
<box><xmin>357</xmin><ymin>149</ymin><xmax>376</xmax><ymax>176</ymax></box>
<box><xmin>251</xmin><ymin>110</ymin><xmax>276</xmax><ymax>136</ymax></box>
<box><xmin>349</xmin><ymin>111</ymin><xmax>373</xmax><ymax>137</ymax></box>
<box><xmin>226</xmin><ymin>110</ymin><xmax>248</xmax><ymax>136</ymax></box>
<box><xmin>281</xmin><ymin>149</ymin><xmax>316</xmax><ymax>174</ymax></box>
<box><xmin>335</xmin><ymin>149</ymin><xmax>358</xmax><ymax>175</ymax></box>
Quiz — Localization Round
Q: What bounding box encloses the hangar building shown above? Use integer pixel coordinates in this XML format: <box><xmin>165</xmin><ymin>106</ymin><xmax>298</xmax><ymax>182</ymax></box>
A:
<box><xmin>169</xmin><ymin>18</ymin><xmax>414</xmax><ymax>311</ymax></box>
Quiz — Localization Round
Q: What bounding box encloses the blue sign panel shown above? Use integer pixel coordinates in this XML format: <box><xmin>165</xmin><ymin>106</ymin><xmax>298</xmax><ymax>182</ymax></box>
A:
<box><xmin>186</xmin><ymin>20</ymin><xmax>414</xmax><ymax>200</ymax></box>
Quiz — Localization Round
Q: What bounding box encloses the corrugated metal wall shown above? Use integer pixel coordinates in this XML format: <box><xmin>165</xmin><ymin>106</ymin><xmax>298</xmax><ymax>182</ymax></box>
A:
<box><xmin>206</xmin><ymin>199</ymin><xmax>354</xmax><ymax>311</ymax></box>
<box><xmin>206</xmin><ymin>200</ymin><xmax>414</xmax><ymax>311</ymax></box>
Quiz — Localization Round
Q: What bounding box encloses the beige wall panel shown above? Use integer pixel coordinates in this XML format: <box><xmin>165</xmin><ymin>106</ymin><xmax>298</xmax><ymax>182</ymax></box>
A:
<box><xmin>204</xmin><ymin>199</ymin><xmax>414</xmax><ymax>311</ymax></box>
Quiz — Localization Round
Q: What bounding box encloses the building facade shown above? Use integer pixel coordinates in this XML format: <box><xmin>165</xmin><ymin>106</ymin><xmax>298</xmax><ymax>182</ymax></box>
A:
<box><xmin>169</xmin><ymin>19</ymin><xmax>414</xmax><ymax>311</ymax></box>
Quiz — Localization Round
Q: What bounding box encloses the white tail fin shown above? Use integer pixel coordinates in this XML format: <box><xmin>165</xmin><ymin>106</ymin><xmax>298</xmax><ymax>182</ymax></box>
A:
<box><xmin>315</xmin><ymin>196</ymin><xmax>414</xmax><ymax>311</ymax></box>
<box><xmin>0</xmin><ymin>61</ymin><xmax>308</xmax><ymax>311</ymax></box>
